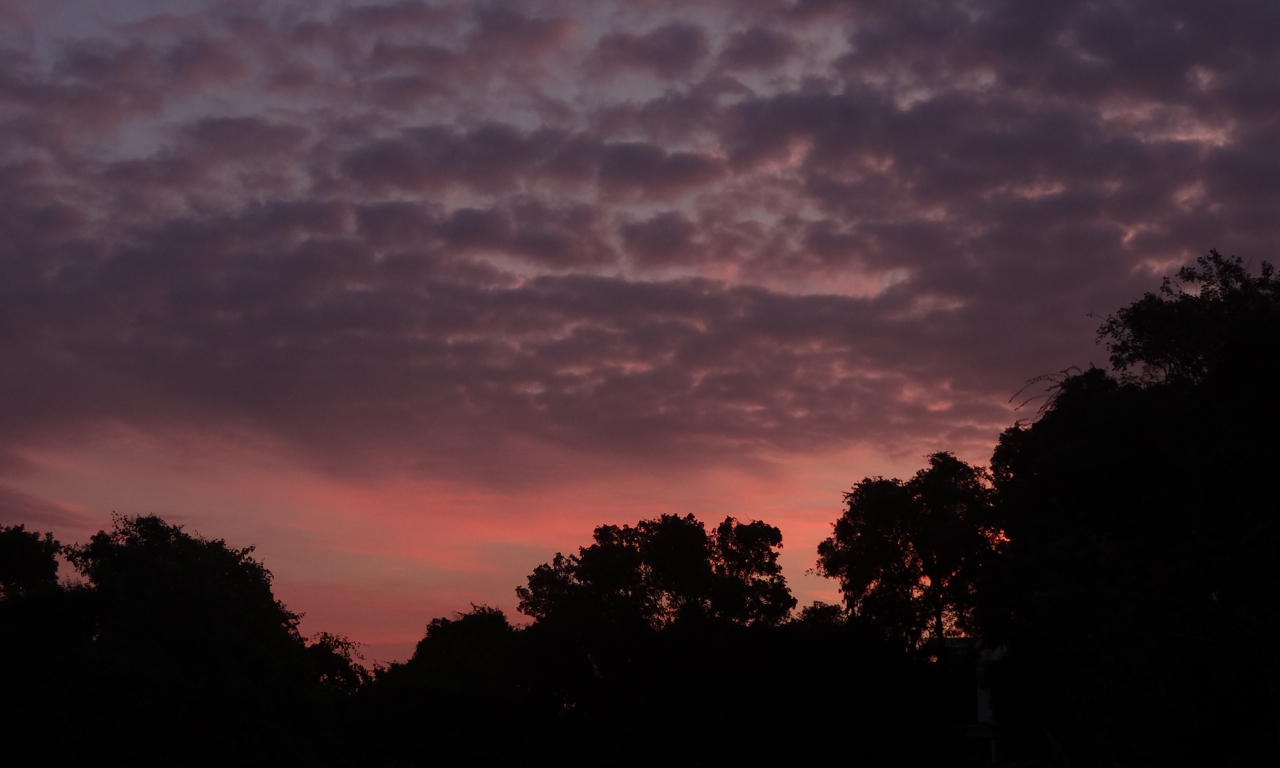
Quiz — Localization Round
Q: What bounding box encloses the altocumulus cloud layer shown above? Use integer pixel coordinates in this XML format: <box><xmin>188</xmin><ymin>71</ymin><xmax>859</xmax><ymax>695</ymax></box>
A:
<box><xmin>2</xmin><ymin>0</ymin><xmax>1278</xmax><ymax>486</ymax></box>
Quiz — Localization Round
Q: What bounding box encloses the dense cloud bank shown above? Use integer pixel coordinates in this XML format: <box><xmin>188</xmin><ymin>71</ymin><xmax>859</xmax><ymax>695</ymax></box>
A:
<box><xmin>1</xmin><ymin>0</ymin><xmax>1277</xmax><ymax>480</ymax></box>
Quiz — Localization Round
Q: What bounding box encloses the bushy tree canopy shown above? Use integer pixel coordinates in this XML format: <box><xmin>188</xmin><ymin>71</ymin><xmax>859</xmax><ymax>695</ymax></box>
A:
<box><xmin>1099</xmin><ymin>249</ymin><xmax>1280</xmax><ymax>385</ymax></box>
<box><xmin>66</xmin><ymin>514</ymin><xmax>303</xmax><ymax>656</ymax></box>
<box><xmin>817</xmin><ymin>452</ymin><xmax>999</xmax><ymax>650</ymax></box>
<box><xmin>517</xmin><ymin>514</ymin><xmax>795</xmax><ymax>629</ymax></box>
<box><xmin>981</xmin><ymin>250</ymin><xmax>1280</xmax><ymax>764</ymax></box>
<box><xmin>0</xmin><ymin>524</ymin><xmax>60</xmax><ymax>599</ymax></box>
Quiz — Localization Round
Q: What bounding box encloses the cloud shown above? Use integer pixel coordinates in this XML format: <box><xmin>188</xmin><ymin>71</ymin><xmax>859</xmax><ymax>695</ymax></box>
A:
<box><xmin>597</xmin><ymin>142</ymin><xmax>726</xmax><ymax>198</ymax></box>
<box><xmin>0</xmin><ymin>0</ymin><xmax>1277</xmax><ymax>492</ymax></box>
<box><xmin>162</xmin><ymin>36</ymin><xmax>247</xmax><ymax>87</ymax></box>
<box><xmin>341</xmin><ymin>123</ymin><xmax>566</xmax><ymax>192</ymax></box>
<box><xmin>335</xmin><ymin>0</ymin><xmax>457</xmax><ymax>34</ymax></box>
<box><xmin>0</xmin><ymin>485</ymin><xmax>87</xmax><ymax>530</ymax></box>
<box><xmin>180</xmin><ymin>116</ymin><xmax>310</xmax><ymax>159</ymax></box>
<box><xmin>717</xmin><ymin>26</ymin><xmax>796</xmax><ymax>71</ymax></box>
<box><xmin>621</xmin><ymin>211</ymin><xmax>703</xmax><ymax>267</ymax></box>
<box><xmin>467</xmin><ymin>4</ymin><xmax>579</xmax><ymax>61</ymax></box>
<box><xmin>589</xmin><ymin>22</ymin><xmax>711</xmax><ymax>79</ymax></box>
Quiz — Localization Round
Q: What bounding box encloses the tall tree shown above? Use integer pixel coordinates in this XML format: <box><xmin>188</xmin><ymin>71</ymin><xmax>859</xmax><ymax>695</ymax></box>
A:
<box><xmin>709</xmin><ymin>517</ymin><xmax>794</xmax><ymax>627</ymax></box>
<box><xmin>983</xmin><ymin>250</ymin><xmax>1280</xmax><ymax>764</ymax></box>
<box><xmin>816</xmin><ymin>452</ymin><xmax>998</xmax><ymax>651</ymax></box>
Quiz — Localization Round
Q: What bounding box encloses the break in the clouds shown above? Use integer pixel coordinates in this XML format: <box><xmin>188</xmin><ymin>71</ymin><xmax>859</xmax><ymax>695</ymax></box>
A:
<box><xmin>1</xmin><ymin>0</ymin><xmax>1278</xmax><ymax>487</ymax></box>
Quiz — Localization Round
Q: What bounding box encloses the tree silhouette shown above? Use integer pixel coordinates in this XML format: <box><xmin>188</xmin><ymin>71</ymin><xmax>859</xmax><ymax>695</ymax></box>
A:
<box><xmin>1098</xmin><ymin>249</ymin><xmax>1280</xmax><ymax>385</ymax></box>
<box><xmin>816</xmin><ymin>452</ymin><xmax>999</xmax><ymax>652</ymax></box>
<box><xmin>43</xmin><ymin>514</ymin><xmax>366</xmax><ymax>765</ymax></box>
<box><xmin>407</xmin><ymin>604</ymin><xmax>518</xmax><ymax>695</ymax></box>
<box><xmin>982</xmin><ymin>251</ymin><xmax>1280</xmax><ymax>764</ymax></box>
<box><xmin>517</xmin><ymin>513</ymin><xmax>795</xmax><ymax>629</ymax></box>
<box><xmin>0</xmin><ymin>525</ymin><xmax>93</xmax><ymax>766</ymax></box>
<box><xmin>307</xmin><ymin>631</ymin><xmax>371</xmax><ymax>694</ymax></box>
<box><xmin>0</xmin><ymin>523</ymin><xmax>60</xmax><ymax>598</ymax></box>
<box><xmin>708</xmin><ymin>517</ymin><xmax>794</xmax><ymax>626</ymax></box>
<box><xmin>487</xmin><ymin>514</ymin><xmax>956</xmax><ymax>765</ymax></box>
<box><xmin>1</xmin><ymin>513</ymin><xmax>957</xmax><ymax>765</ymax></box>
<box><xmin>66</xmin><ymin>514</ymin><xmax>303</xmax><ymax>649</ymax></box>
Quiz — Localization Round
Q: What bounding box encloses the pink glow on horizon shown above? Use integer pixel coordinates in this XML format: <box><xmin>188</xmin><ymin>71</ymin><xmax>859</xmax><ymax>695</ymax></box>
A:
<box><xmin>5</xmin><ymin>429</ymin><xmax>945</xmax><ymax>663</ymax></box>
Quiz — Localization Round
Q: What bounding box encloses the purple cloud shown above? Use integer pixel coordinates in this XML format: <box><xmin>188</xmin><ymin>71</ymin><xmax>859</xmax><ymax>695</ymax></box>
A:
<box><xmin>0</xmin><ymin>0</ymin><xmax>1275</xmax><ymax>491</ymax></box>
<box><xmin>589</xmin><ymin>22</ymin><xmax>711</xmax><ymax>79</ymax></box>
<box><xmin>718</xmin><ymin>26</ymin><xmax>796</xmax><ymax>71</ymax></box>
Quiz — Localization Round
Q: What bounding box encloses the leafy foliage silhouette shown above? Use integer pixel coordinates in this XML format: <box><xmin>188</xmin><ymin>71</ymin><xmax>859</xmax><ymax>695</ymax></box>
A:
<box><xmin>517</xmin><ymin>513</ymin><xmax>796</xmax><ymax>629</ymax></box>
<box><xmin>1099</xmin><ymin>249</ymin><xmax>1280</xmax><ymax>385</ymax></box>
<box><xmin>0</xmin><ymin>523</ymin><xmax>60</xmax><ymax>598</ymax></box>
<box><xmin>817</xmin><ymin>452</ymin><xmax>1000</xmax><ymax>652</ymax></box>
<box><xmin>1</xmin><ymin>515</ymin><xmax>367</xmax><ymax>767</ymax></box>
<box><xmin>979</xmin><ymin>250</ymin><xmax>1280</xmax><ymax>765</ymax></box>
<box><xmin>361</xmin><ymin>515</ymin><xmax>951</xmax><ymax>766</ymax></box>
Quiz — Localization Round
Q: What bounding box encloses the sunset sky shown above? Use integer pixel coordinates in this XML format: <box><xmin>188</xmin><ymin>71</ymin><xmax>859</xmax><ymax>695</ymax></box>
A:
<box><xmin>2</xmin><ymin>0</ymin><xmax>1276</xmax><ymax>663</ymax></box>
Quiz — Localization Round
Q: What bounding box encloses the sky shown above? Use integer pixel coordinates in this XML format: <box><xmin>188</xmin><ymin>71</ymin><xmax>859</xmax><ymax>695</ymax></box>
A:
<box><xmin>1</xmin><ymin>0</ymin><xmax>1277</xmax><ymax>663</ymax></box>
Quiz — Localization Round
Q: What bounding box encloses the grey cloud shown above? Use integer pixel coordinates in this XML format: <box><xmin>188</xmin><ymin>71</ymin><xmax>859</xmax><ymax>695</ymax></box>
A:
<box><xmin>598</xmin><ymin>142</ymin><xmax>725</xmax><ymax>198</ymax></box>
<box><xmin>433</xmin><ymin>201</ymin><xmax>613</xmax><ymax>267</ymax></box>
<box><xmin>0</xmin><ymin>179</ymin><xmax>1019</xmax><ymax>479</ymax></box>
<box><xmin>162</xmin><ymin>37</ymin><xmax>248</xmax><ymax>87</ymax></box>
<box><xmin>594</xmin><ymin>78</ymin><xmax>744</xmax><ymax>144</ymax></box>
<box><xmin>341</xmin><ymin>123</ymin><xmax>555</xmax><ymax>192</ymax></box>
<box><xmin>439</xmin><ymin>207</ymin><xmax>512</xmax><ymax>249</ymax></box>
<box><xmin>621</xmin><ymin>212</ymin><xmax>703</xmax><ymax>267</ymax></box>
<box><xmin>335</xmin><ymin>0</ymin><xmax>458</xmax><ymax>33</ymax></box>
<box><xmin>282</xmin><ymin>2</ymin><xmax>577</xmax><ymax>105</ymax></box>
<box><xmin>503</xmin><ymin>200</ymin><xmax>615</xmax><ymax>267</ymax></box>
<box><xmin>718</xmin><ymin>26</ymin><xmax>796</xmax><ymax>71</ymax></box>
<box><xmin>589</xmin><ymin>22</ymin><xmax>710</xmax><ymax>79</ymax></box>
<box><xmin>356</xmin><ymin>201</ymin><xmax>440</xmax><ymax>247</ymax></box>
<box><xmin>340</xmin><ymin>124</ymin><xmax>725</xmax><ymax>199</ymax></box>
<box><xmin>181</xmin><ymin>117</ymin><xmax>309</xmax><ymax>159</ymax></box>
<box><xmin>1</xmin><ymin>0</ymin><xmax>1279</xmax><ymax>486</ymax></box>
<box><xmin>466</xmin><ymin>4</ymin><xmax>579</xmax><ymax>60</ymax></box>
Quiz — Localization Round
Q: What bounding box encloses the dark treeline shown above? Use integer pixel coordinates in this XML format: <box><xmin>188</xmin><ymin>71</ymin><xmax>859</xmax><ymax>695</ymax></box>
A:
<box><xmin>2</xmin><ymin>251</ymin><xmax>1278</xmax><ymax>766</ymax></box>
